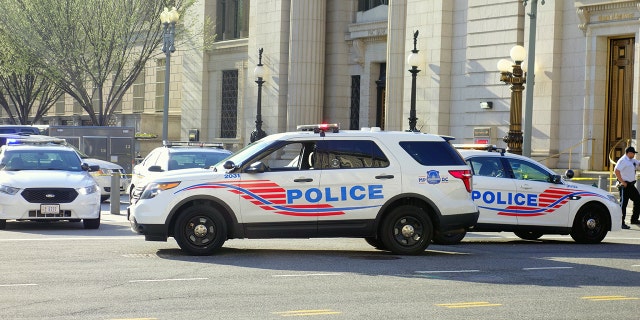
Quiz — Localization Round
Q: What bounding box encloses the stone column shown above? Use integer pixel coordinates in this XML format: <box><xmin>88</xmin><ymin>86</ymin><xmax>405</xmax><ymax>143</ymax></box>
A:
<box><xmin>385</xmin><ymin>0</ymin><xmax>407</xmax><ymax>131</ymax></box>
<box><xmin>286</xmin><ymin>0</ymin><xmax>326</xmax><ymax>131</ymax></box>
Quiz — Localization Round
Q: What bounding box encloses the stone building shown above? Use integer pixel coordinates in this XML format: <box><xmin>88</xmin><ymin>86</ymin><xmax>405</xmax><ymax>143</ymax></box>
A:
<box><xmin>5</xmin><ymin>0</ymin><xmax>640</xmax><ymax>172</ymax></box>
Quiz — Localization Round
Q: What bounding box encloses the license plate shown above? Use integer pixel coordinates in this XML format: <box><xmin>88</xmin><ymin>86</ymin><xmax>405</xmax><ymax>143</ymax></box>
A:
<box><xmin>40</xmin><ymin>204</ymin><xmax>60</xmax><ymax>214</ymax></box>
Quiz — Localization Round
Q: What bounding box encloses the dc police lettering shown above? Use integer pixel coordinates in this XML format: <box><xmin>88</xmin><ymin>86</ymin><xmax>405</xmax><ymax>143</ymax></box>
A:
<box><xmin>287</xmin><ymin>185</ymin><xmax>383</xmax><ymax>204</ymax></box>
<box><xmin>471</xmin><ymin>190</ymin><xmax>537</xmax><ymax>206</ymax></box>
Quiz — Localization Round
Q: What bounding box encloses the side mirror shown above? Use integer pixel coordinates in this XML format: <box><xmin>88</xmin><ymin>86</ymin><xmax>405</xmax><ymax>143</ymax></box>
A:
<box><xmin>148</xmin><ymin>165</ymin><xmax>163</xmax><ymax>172</ymax></box>
<box><xmin>550</xmin><ymin>174</ymin><xmax>562</xmax><ymax>184</ymax></box>
<box><xmin>82</xmin><ymin>163</ymin><xmax>100</xmax><ymax>172</ymax></box>
<box><xmin>245</xmin><ymin>161</ymin><xmax>267</xmax><ymax>173</ymax></box>
<box><xmin>564</xmin><ymin>169</ymin><xmax>574</xmax><ymax>179</ymax></box>
<box><xmin>223</xmin><ymin>160</ymin><xmax>236</xmax><ymax>170</ymax></box>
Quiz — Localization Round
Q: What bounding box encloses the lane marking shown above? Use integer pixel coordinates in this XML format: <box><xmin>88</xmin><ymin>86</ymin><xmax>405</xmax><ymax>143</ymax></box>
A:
<box><xmin>129</xmin><ymin>277</ymin><xmax>208</xmax><ymax>283</ymax></box>
<box><xmin>0</xmin><ymin>283</ymin><xmax>38</xmax><ymax>287</ymax></box>
<box><xmin>582</xmin><ymin>295</ymin><xmax>640</xmax><ymax>301</ymax></box>
<box><xmin>522</xmin><ymin>267</ymin><xmax>573</xmax><ymax>271</ymax></box>
<box><xmin>415</xmin><ymin>270</ymin><xmax>480</xmax><ymax>274</ymax></box>
<box><xmin>272</xmin><ymin>273</ymin><xmax>342</xmax><ymax>278</ymax></box>
<box><xmin>0</xmin><ymin>237</ymin><xmax>138</xmax><ymax>242</ymax></box>
<box><xmin>272</xmin><ymin>309</ymin><xmax>341</xmax><ymax>316</ymax></box>
<box><xmin>436</xmin><ymin>301</ymin><xmax>502</xmax><ymax>308</ymax></box>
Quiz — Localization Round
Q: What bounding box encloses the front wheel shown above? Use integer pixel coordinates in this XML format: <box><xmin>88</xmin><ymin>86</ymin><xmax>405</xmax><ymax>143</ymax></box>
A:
<box><xmin>380</xmin><ymin>205</ymin><xmax>433</xmax><ymax>255</ymax></box>
<box><xmin>83</xmin><ymin>217</ymin><xmax>100</xmax><ymax>229</ymax></box>
<box><xmin>174</xmin><ymin>205</ymin><xmax>227</xmax><ymax>255</ymax></box>
<box><xmin>570</xmin><ymin>203</ymin><xmax>609</xmax><ymax>244</ymax></box>
<box><xmin>514</xmin><ymin>231</ymin><xmax>543</xmax><ymax>241</ymax></box>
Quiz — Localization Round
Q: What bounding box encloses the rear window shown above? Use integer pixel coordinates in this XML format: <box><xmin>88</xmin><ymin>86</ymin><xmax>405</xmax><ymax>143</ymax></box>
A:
<box><xmin>399</xmin><ymin>141</ymin><xmax>466</xmax><ymax>166</ymax></box>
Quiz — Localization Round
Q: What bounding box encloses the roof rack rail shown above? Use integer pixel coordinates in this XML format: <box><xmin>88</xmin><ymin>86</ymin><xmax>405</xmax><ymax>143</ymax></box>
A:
<box><xmin>162</xmin><ymin>141</ymin><xmax>224</xmax><ymax>148</ymax></box>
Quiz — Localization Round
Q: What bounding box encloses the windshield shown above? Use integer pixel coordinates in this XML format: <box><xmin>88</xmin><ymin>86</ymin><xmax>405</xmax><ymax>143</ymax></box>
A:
<box><xmin>217</xmin><ymin>139</ymin><xmax>274</xmax><ymax>169</ymax></box>
<box><xmin>0</xmin><ymin>149</ymin><xmax>82</xmax><ymax>171</ymax></box>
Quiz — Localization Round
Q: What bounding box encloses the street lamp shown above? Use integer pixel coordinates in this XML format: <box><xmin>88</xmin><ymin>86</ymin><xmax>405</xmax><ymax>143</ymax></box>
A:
<box><xmin>250</xmin><ymin>48</ymin><xmax>267</xmax><ymax>143</ymax></box>
<box><xmin>407</xmin><ymin>30</ymin><xmax>424</xmax><ymax>132</ymax></box>
<box><xmin>497</xmin><ymin>45</ymin><xmax>527</xmax><ymax>155</ymax></box>
<box><xmin>160</xmin><ymin>6</ymin><xmax>179</xmax><ymax>142</ymax></box>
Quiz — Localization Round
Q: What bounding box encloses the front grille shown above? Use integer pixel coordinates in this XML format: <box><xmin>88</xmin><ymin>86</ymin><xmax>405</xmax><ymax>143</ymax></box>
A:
<box><xmin>28</xmin><ymin>210</ymin><xmax>72</xmax><ymax>218</ymax></box>
<box><xmin>21</xmin><ymin>188</ymin><xmax>78</xmax><ymax>203</ymax></box>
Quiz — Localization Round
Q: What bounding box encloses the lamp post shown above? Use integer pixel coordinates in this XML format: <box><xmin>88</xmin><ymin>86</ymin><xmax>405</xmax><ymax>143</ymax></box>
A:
<box><xmin>497</xmin><ymin>45</ymin><xmax>527</xmax><ymax>155</ymax></box>
<box><xmin>521</xmin><ymin>0</ymin><xmax>545</xmax><ymax>157</ymax></box>
<box><xmin>407</xmin><ymin>30</ymin><xmax>424</xmax><ymax>132</ymax></box>
<box><xmin>160</xmin><ymin>6</ymin><xmax>179</xmax><ymax>142</ymax></box>
<box><xmin>250</xmin><ymin>48</ymin><xmax>267</xmax><ymax>143</ymax></box>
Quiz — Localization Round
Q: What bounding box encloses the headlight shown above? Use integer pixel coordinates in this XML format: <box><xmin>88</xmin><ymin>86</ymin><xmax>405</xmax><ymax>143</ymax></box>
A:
<box><xmin>77</xmin><ymin>184</ymin><xmax>99</xmax><ymax>195</ymax></box>
<box><xmin>0</xmin><ymin>184</ymin><xmax>20</xmax><ymax>195</ymax></box>
<box><xmin>140</xmin><ymin>182</ymin><xmax>181</xmax><ymax>200</ymax></box>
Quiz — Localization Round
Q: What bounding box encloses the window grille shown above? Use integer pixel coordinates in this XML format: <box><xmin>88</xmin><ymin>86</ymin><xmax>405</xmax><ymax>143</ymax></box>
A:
<box><xmin>220</xmin><ymin>70</ymin><xmax>238</xmax><ymax>138</ymax></box>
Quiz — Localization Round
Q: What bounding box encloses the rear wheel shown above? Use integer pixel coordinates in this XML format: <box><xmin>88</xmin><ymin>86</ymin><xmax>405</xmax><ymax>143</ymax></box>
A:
<box><xmin>380</xmin><ymin>205</ymin><xmax>433</xmax><ymax>255</ymax></box>
<box><xmin>433</xmin><ymin>230</ymin><xmax>466</xmax><ymax>245</ymax></box>
<box><xmin>570</xmin><ymin>203</ymin><xmax>609</xmax><ymax>244</ymax></box>
<box><xmin>514</xmin><ymin>231</ymin><xmax>543</xmax><ymax>241</ymax></box>
<box><xmin>0</xmin><ymin>219</ymin><xmax>6</xmax><ymax>230</ymax></box>
<box><xmin>174</xmin><ymin>205</ymin><xmax>227</xmax><ymax>255</ymax></box>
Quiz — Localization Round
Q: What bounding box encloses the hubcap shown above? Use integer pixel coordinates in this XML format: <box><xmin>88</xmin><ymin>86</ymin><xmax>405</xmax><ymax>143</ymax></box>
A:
<box><xmin>401</xmin><ymin>224</ymin><xmax>415</xmax><ymax>238</ymax></box>
<box><xmin>193</xmin><ymin>224</ymin><xmax>208</xmax><ymax>237</ymax></box>
<box><xmin>586</xmin><ymin>218</ymin><xmax>597</xmax><ymax>229</ymax></box>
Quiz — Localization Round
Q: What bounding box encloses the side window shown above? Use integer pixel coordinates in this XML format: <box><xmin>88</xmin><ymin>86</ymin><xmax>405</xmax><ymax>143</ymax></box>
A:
<box><xmin>467</xmin><ymin>157</ymin><xmax>505</xmax><ymax>178</ymax></box>
<box><xmin>315</xmin><ymin>140</ymin><xmax>389</xmax><ymax>169</ymax></box>
<box><xmin>253</xmin><ymin>142</ymin><xmax>317</xmax><ymax>171</ymax></box>
<box><xmin>399</xmin><ymin>141</ymin><xmax>466</xmax><ymax>166</ymax></box>
<box><xmin>506</xmin><ymin>158</ymin><xmax>551</xmax><ymax>182</ymax></box>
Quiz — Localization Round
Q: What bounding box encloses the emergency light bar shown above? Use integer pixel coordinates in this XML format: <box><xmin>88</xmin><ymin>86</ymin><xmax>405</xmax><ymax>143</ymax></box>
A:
<box><xmin>296</xmin><ymin>123</ymin><xmax>340</xmax><ymax>133</ymax></box>
<box><xmin>6</xmin><ymin>137</ymin><xmax>66</xmax><ymax>146</ymax></box>
<box><xmin>454</xmin><ymin>143</ymin><xmax>506</xmax><ymax>155</ymax></box>
<box><xmin>163</xmin><ymin>141</ymin><xmax>224</xmax><ymax>148</ymax></box>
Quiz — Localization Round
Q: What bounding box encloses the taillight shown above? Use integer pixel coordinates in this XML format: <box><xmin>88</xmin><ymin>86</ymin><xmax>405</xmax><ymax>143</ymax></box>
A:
<box><xmin>449</xmin><ymin>169</ymin><xmax>472</xmax><ymax>193</ymax></box>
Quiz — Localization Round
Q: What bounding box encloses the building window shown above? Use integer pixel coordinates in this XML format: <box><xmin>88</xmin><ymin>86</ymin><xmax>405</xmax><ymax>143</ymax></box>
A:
<box><xmin>220</xmin><ymin>70</ymin><xmax>238</xmax><ymax>138</ymax></box>
<box><xmin>216</xmin><ymin>0</ymin><xmax>250</xmax><ymax>41</ymax></box>
<box><xmin>55</xmin><ymin>95</ymin><xmax>65</xmax><ymax>115</ymax></box>
<box><xmin>133</xmin><ymin>69</ymin><xmax>145</xmax><ymax>113</ymax></box>
<box><xmin>350</xmin><ymin>75</ymin><xmax>360</xmax><ymax>130</ymax></box>
<box><xmin>155</xmin><ymin>58</ymin><xmax>166</xmax><ymax>112</ymax></box>
<box><xmin>73</xmin><ymin>100</ymin><xmax>83</xmax><ymax>115</ymax></box>
<box><xmin>358</xmin><ymin>0</ymin><xmax>388</xmax><ymax>11</ymax></box>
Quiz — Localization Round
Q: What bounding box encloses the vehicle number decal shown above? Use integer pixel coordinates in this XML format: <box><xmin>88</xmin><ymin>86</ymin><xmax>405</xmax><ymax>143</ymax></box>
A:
<box><xmin>224</xmin><ymin>173</ymin><xmax>240</xmax><ymax>179</ymax></box>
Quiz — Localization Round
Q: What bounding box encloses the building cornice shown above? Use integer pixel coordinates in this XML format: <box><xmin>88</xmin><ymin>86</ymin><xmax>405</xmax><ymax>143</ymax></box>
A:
<box><xmin>576</xmin><ymin>0</ymin><xmax>640</xmax><ymax>34</ymax></box>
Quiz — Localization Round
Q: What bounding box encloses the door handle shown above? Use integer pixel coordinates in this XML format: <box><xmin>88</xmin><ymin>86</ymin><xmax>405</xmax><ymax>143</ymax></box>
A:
<box><xmin>294</xmin><ymin>178</ymin><xmax>313</xmax><ymax>182</ymax></box>
<box><xmin>375</xmin><ymin>174</ymin><xmax>394</xmax><ymax>180</ymax></box>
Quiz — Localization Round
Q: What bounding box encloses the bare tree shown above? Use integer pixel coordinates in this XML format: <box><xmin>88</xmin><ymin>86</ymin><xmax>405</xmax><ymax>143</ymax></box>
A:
<box><xmin>0</xmin><ymin>0</ymin><xmax>196</xmax><ymax>126</ymax></box>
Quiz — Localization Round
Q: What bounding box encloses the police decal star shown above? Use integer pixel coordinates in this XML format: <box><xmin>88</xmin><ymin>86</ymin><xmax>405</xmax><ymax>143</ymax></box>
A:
<box><xmin>176</xmin><ymin>180</ymin><xmax>383</xmax><ymax>217</ymax></box>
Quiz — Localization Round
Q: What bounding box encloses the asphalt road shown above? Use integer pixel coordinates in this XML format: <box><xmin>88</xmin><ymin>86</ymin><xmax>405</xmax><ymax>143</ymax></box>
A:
<box><xmin>0</xmin><ymin>198</ymin><xmax>639</xmax><ymax>320</ymax></box>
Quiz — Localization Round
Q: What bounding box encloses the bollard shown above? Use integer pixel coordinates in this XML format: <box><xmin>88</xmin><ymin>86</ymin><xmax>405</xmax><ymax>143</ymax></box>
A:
<box><xmin>110</xmin><ymin>172</ymin><xmax>120</xmax><ymax>215</ymax></box>
<box><xmin>598</xmin><ymin>175</ymin><xmax>606</xmax><ymax>191</ymax></box>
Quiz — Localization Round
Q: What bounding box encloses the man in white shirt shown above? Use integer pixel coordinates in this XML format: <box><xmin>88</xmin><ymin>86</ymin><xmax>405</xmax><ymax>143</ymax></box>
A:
<box><xmin>614</xmin><ymin>146</ymin><xmax>640</xmax><ymax>229</ymax></box>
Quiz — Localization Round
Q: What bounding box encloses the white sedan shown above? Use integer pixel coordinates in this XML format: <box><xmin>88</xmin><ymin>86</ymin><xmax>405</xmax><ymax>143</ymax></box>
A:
<box><xmin>433</xmin><ymin>146</ymin><xmax>622</xmax><ymax>244</ymax></box>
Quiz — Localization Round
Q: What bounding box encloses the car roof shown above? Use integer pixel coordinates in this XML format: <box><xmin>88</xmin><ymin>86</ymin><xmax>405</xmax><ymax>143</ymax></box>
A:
<box><xmin>165</xmin><ymin>147</ymin><xmax>232</xmax><ymax>154</ymax></box>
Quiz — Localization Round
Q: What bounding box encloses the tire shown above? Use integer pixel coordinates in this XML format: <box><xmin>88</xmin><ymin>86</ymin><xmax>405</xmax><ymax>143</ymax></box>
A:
<box><xmin>0</xmin><ymin>219</ymin><xmax>6</xmax><ymax>230</ymax></box>
<box><xmin>83</xmin><ymin>217</ymin><xmax>101</xmax><ymax>229</ymax></box>
<box><xmin>379</xmin><ymin>205</ymin><xmax>433</xmax><ymax>255</ymax></box>
<box><xmin>364</xmin><ymin>237</ymin><xmax>386</xmax><ymax>250</ymax></box>
<box><xmin>100</xmin><ymin>195</ymin><xmax>110</xmax><ymax>203</ymax></box>
<box><xmin>570</xmin><ymin>203</ymin><xmax>609</xmax><ymax>244</ymax></box>
<box><xmin>514</xmin><ymin>231</ymin><xmax>543</xmax><ymax>241</ymax></box>
<box><xmin>173</xmin><ymin>205</ymin><xmax>227</xmax><ymax>255</ymax></box>
<box><xmin>433</xmin><ymin>230</ymin><xmax>467</xmax><ymax>245</ymax></box>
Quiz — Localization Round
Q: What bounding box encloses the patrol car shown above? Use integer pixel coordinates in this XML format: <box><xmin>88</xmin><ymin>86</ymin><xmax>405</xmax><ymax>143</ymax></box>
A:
<box><xmin>0</xmin><ymin>137</ymin><xmax>101</xmax><ymax>229</ymax></box>
<box><xmin>128</xmin><ymin>124</ymin><xmax>479</xmax><ymax>255</ymax></box>
<box><xmin>434</xmin><ymin>145</ymin><xmax>622</xmax><ymax>244</ymax></box>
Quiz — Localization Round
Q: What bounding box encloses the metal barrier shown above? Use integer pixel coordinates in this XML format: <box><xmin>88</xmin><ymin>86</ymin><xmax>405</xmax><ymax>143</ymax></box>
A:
<box><xmin>110</xmin><ymin>173</ymin><xmax>120</xmax><ymax>215</ymax></box>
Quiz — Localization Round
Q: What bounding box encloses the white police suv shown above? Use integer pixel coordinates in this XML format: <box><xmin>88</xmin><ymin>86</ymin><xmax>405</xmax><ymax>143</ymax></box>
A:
<box><xmin>128</xmin><ymin>124</ymin><xmax>479</xmax><ymax>255</ymax></box>
<box><xmin>436</xmin><ymin>146</ymin><xmax>622</xmax><ymax>244</ymax></box>
<box><xmin>0</xmin><ymin>137</ymin><xmax>101</xmax><ymax>229</ymax></box>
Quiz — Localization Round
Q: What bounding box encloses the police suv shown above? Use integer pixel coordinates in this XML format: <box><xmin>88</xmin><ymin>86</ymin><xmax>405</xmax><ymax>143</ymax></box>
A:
<box><xmin>0</xmin><ymin>137</ymin><xmax>101</xmax><ymax>229</ymax></box>
<box><xmin>439</xmin><ymin>145</ymin><xmax>622</xmax><ymax>244</ymax></box>
<box><xmin>128</xmin><ymin>124</ymin><xmax>479</xmax><ymax>255</ymax></box>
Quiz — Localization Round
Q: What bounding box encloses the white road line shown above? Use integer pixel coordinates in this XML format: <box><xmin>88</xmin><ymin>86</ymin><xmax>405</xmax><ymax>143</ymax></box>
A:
<box><xmin>415</xmin><ymin>270</ymin><xmax>480</xmax><ymax>274</ymax></box>
<box><xmin>522</xmin><ymin>267</ymin><xmax>574</xmax><ymax>271</ymax></box>
<box><xmin>129</xmin><ymin>278</ymin><xmax>208</xmax><ymax>283</ymax></box>
<box><xmin>0</xmin><ymin>284</ymin><xmax>38</xmax><ymax>287</ymax></box>
<box><xmin>272</xmin><ymin>273</ymin><xmax>342</xmax><ymax>277</ymax></box>
<box><xmin>0</xmin><ymin>237</ymin><xmax>138</xmax><ymax>242</ymax></box>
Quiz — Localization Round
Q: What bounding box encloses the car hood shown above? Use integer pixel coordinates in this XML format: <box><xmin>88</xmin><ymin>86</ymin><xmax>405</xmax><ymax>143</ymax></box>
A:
<box><xmin>82</xmin><ymin>158</ymin><xmax>123</xmax><ymax>170</ymax></box>
<box><xmin>0</xmin><ymin>170</ymin><xmax>97</xmax><ymax>188</ymax></box>
<box><xmin>143</xmin><ymin>168</ymin><xmax>218</xmax><ymax>184</ymax></box>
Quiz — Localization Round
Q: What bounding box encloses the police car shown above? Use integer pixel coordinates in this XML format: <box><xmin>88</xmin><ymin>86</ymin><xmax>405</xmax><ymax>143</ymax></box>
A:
<box><xmin>436</xmin><ymin>145</ymin><xmax>622</xmax><ymax>244</ymax></box>
<box><xmin>0</xmin><ymin>137</ymin><xmax>101</xmax><ymax>229</ymax></box>
<box><xmin>128</xmin><ymin>124</ymin><xmax>479</xmax><ymax>255</ymax></box>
